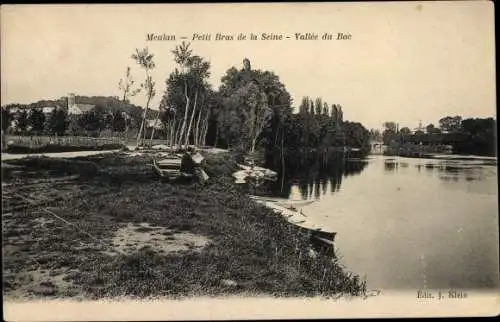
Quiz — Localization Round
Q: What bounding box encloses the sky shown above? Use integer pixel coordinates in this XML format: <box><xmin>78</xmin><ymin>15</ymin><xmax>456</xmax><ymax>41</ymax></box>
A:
<box><xmin>1</xmin><ymin>2</ymin><xmax>495</xmax><ymax>130</ymax></box>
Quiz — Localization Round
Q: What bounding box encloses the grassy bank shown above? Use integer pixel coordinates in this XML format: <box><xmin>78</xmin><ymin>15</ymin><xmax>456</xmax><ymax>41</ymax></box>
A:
<box><xmin>2</xmin><ymin>151</ymin><xmax>365</xmax><ymax>300</ymax></box>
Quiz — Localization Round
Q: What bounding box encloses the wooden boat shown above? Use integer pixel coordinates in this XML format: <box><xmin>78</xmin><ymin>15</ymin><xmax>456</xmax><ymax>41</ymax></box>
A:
<box><xmin>153</xmin><ymin>151</ymin><xmax>209</xmax><ymax>182</ymax></box>
<box><xmin>252</xmin><ymin>199</ymin><xmax>306</xmax><ymax>222</ymax></box>
<box><xmin>293</xmin><ymin>222</ymin><xmax>336</xmax><ymax>257</ymax></box>
<box><xmin>249</xmin><ymin>195</ymin><xmax>315</xmax><ymax>211</ymax></box>
<box><xmin>310</xmin><ymin>228</ymin><xmax>336</xmax><ymax>241</ymax></box>
<box><xmin>274</xmin><ymin>200</ymin><xmax>315</xmax><ymax>210</ymax></box>
<box><xmin>309</xmin><ymin>233</ymin><xmax>336</xmax><ymax>256</ymax></box>
<box><xmin>152</xmin><ymin>154</ymin><xmax>191</xmax><ymax>180</ymax></box>
<box><xmin>251</xmin><ymin>197</ymin><xmax>336</xmax><ymax>256</ymax></box>
<box><xmin>249</xmin><ymin>195</ymin><xmax>289</xmax><ymax>203</ymax></box>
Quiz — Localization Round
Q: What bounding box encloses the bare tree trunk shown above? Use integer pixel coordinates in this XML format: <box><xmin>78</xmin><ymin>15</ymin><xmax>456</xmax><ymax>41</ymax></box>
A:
<box><xmin>136</xmin><ymin>108</ymin><xmax>148</xmax><ymax>148</ymax></box>
<box><xmin>167</xmin><ymin>120</ymin><xmax>171</xmax><ymax>148</ymax></box>
<box><xmin>143</xmin><ymin>120</ymin><xmax>148</xmax><ymax>146</ymax></box>
<box><xmin>175</xmin><ymin>117</ymin><xmax>183</xmax><ymax>148</ymax></box>
<box><xmin>178</xmin><ymin>81</ymin><xmax>190</xmax><ymax>149</ymax></box>
<box><xmin>196</xmin><ymin>112</ymin><xmax>204</xmax><ymax>147</ymax></box>
<box><xmin>136</xmin><ymin>76</ymin><xmax>152</xmax><ymax>149</ymax></box>
<box><xmin>194</xmin><ymin>95</ymin><xmax>205</xmax><ymax>147</ymax></box>
<box><xmin>196</xmin><ymin>110</ymin><xmax>205</xmax><ymax>146</ymax></box>
<box><xmin>170</xmin><ymin>119</ymin><xmax>176</xmax><ymax>148</ymax></box>
<box><xmin>250</xmin><ymin>122</ymin><xmax>266</xmax><ymax>154</ymax></box>
<box><xmin>251</xmin><ymin>137</ymin><xmax>257</xmax><ymax>153</ymax></box>
<box><xmin>149</xmin><ymin>109</ymin><xmax>162</xmax><ymax>146</ymax></box>
<box><xmin>201</xmin><ymin>112</ymin><xmax>209</xmax><ymax>147</ymax></box>
<box><xmin>185</xmin><ymin>91</ymin><xmax>198</xmax><ymax>148</ymax></box>
<box><xmin>194</xmin><ymin>109</ymin><xmax>201</xmax><ymax>147</ymax></box>
<box><xmin>172</xmin><ymin>119</ymin><xmax>176</xmax><ymax>148</ymax></box>
<box><xmin>202</xmin><ymin>124</ymin><xmax>208</xmax><ymax>146</ymax></box>
<box><xmin>200</xmin><ymin>122</ymin><xmax>206</xmax><ymax>147</ymax></box>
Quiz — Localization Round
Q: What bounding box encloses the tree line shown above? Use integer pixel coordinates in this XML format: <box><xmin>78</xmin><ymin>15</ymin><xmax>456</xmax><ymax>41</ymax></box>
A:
<box><xmin>0</xmin><ymin>93</ymin><xmax>165</xmax><ymax>137</ymax></box>
<box><xmin>2</xmin><ymin>41</ymin><xmax>372</xmax><ymax>155</ymax></box>
<box><xmin>371</xmin><ymin>116</ymin><xmax>496</xmax><ymax>156</ymax></box>
<box><xmin>125</xmin><ymin>42</ymin><xmax>370</xmax><ymax>154</ymax></box>
<box><xmin>1</xmin><ymin>97</ymin><xmax>150</xmax><ymax>137</ymax></box>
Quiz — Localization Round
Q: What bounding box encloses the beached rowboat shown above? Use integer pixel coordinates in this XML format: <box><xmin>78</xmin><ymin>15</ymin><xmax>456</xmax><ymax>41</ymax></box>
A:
<box><xmin>153</xmin><ymin>156</ymin><xmax>191</xmax><ymax>179</ymax></box>
<box><xmin>250</xmin><ymin>196</ymin><xmax>336</xmax><ymax>256</ymax></box>
<box><xmin>248</xmin><ymin>195</ymin><xmax>315</xmax><ymax>210</ymax></box>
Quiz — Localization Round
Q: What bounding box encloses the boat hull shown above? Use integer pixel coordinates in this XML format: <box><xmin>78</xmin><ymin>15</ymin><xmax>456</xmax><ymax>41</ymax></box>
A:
<box><xmin>251</xmin><ymin>196</ymin><xmax>337</xmax><ymax>257</ymax></box>
<box><xmin>153</xmin><ymin>153</ymin><xmax>208</xmax><ymax>182</ymax></box>
<box><xmin>295</xmin><ymin>225</ymin><xmax>336</xmax><ymax>257</ymax></box>
<box><xmin>153</xmin><ymin>157</ymin><xmax>190</xmax><ymax>180</ymax></box>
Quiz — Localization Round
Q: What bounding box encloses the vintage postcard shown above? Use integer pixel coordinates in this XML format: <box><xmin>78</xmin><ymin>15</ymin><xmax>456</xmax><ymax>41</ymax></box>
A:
<box><xmin>1</xmin><ymin>2</ymin><xmax>498</xmax><ymax>320</ymax></box>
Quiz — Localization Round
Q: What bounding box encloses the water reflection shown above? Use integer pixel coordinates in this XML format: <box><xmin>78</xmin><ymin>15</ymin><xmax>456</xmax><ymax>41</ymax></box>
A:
<box><xmin>251</xmin><ymin>152</ymin><xmax>496</xmax><ymax>198</ymax></box>
<box><xmin>245</xmin><ymin>151</ymin><xmax>369</xmax><ymax>199</ymax></box>
<box><xmin>414</xmin><ymin>160</ymin><xmax>494</xmax><ymax>183</ymax></box>
<box><xmin>248</xmin><ymin>153</ymin><xmax>496</xmax><ymax>197</ymax></box>
<box><xmin>384</xmin><ymin>159</ymin><xmax>398</xmax><ymax>172</ymax></box>
<box><xmin>245</xmin><ymin>152</ymin><xmax>498</xmax><ymax>290</ymax></box>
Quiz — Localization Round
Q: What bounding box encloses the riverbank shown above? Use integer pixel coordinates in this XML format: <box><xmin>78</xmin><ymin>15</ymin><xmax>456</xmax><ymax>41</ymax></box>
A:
<box><xmin>2</xmin><ymin>151</ymin><xmax>366</xmax><ymax>300</ymax></box>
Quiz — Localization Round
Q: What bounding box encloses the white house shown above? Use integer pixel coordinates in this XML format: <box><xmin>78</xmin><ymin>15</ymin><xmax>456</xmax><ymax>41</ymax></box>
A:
<box><xmin>41</xmin><ymin>106</ymin><xmax>62</xmax><ymax>116</ymax></box>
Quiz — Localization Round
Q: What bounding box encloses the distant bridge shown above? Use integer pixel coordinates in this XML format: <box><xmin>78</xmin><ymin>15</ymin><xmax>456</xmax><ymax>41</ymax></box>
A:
<box><xmin>370</xmin><ymin>140</ymin><xmax>385</xmax><ymax>154</ymax></box>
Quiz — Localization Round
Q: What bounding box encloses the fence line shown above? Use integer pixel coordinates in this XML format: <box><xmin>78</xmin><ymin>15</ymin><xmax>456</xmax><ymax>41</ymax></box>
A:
<box><xmin>6</xmin><ymin>135</ymin><xmax>123</xmax><ymax>148</ymax></box>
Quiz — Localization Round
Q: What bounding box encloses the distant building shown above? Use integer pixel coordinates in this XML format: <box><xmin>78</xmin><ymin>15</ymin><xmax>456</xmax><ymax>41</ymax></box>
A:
<box><xmin>41</xmin><ymin>106</ymin><xmax>63</xmax><ymax>116</ymax></box>
<box><xmin>413</xmin><ymin>120</ymin><xmax>425</xmax><ymax>134</ymax></box>
<box><xmin>7</xmin><ymin>107</ymin><xmax>22</xmax><ymax>114</ymax></box>
<box><xmin>67</xmin><ymin>93</ymin><xmax>95</xmax><ymax>115</ymax></box>
<box><xmin>42</xmin><ymin>107</ymin><xmax>56</xmax><ymax>114</ymax></box>
<box><xmin>146</xmin><ymin>118</ymin><xmax>164</xmax><ymax>130</ymax></box>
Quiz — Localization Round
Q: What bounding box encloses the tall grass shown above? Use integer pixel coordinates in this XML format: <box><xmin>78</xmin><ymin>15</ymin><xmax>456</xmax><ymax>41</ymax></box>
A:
<box><xmin>2</xmin><ymin>152</ymin><xmax>366</xmax><ymax>299</ymax></box>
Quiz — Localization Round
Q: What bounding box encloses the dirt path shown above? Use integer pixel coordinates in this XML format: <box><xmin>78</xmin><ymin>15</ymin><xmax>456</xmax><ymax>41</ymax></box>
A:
<box><xmin>1</xmin><ymin>149</ymin><xmax>122</xmax><ymax>161</ymax></box>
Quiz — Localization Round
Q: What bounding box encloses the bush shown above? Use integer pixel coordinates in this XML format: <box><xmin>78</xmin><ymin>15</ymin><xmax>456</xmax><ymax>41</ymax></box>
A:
<box><xmin>203</xmin><ymin>152</ymin><xmax>239</xmax><ymax>177</ymax></box>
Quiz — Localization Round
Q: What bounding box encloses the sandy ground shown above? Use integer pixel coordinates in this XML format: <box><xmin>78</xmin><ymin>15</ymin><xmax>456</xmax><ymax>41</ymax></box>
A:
<box><xmin>103</xmin><ymin>222</ymin><xmax>210</xmax><ymax>256</ymax></box>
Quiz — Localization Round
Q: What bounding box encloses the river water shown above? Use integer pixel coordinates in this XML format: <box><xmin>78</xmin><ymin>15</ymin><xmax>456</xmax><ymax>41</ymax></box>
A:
<box><xmin>259</xmin><ymin>152</ymin><xmax>499</xmax><ymax>291</ymax></box>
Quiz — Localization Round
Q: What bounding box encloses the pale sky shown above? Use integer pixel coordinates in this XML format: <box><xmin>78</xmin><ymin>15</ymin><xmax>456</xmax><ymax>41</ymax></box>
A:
<box><xmin>1</xmin><ymin>2</ymin><xmax>495</xmax><ymax>130</ymax></box>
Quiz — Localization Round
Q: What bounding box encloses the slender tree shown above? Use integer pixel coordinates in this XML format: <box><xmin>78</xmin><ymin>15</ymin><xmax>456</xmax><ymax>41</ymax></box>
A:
<box><xmin>119</xmin><ymin>66</ymin><xmax>140</xmax><ymax>141</ymax></box>
<box><xmin>171</xmin><ymin>42</ymin><xmax>193</xmax><ymax>148</ymax></box>
<box><xmin>162</xmin><ymin>43</ymin><xmax>211</xmax><ymax>148</ymax></box>
<box><xmin>132</xmin><ymin>47</ymin><xmax>156</xmax><ymax>148</ymax></box>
